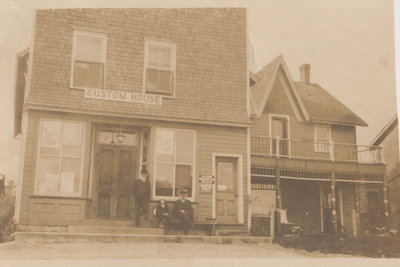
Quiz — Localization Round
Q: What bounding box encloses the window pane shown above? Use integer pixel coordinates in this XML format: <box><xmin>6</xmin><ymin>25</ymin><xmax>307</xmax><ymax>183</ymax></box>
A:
<box><xmin>148</xmin><ymin>46</ymin><xmax>159</xmax><ymax>67</ymax></box>
<box><xmin>217</xmin><ymin>161</ymin><xmax>234</xmax><ymax>192</ymax></box>
<box><xmin>62</xmin><ymin>122</ymin><xmax>83</xmax><ymax>157</ymax></box>
<box><xmin>76</xmin><ymin>36</ymin><xmax>91</xmax><ymax>61</ymax></box>
<box><xmin>155</xmin><ymin>162</ymin><xmax>174</xmax><ymax>196</ymax></box>
<box><xmin>60</xmin><ymin>158</ymin><xmax>81</xmax><ymax>193</ymax></box>
<box><xmin>36</xmin><ymin>156</ymin><xmax>60</xmax><ymax>193</ymax></box>
<box><xmin>156</xmin><ymin>129</ymin><xmax>174</xmax><ymax>161</ymax></box>
<box><xmin>317</xmin><ymin>125</ymin><xmax>329</xmax><ymax>140</ymax></box>
<box><xmin>73</xmin><ymin>62</ymin><xmax>104</xmax><ymax>89</ymax></box>
<box><xmin>145</xmin><ymin>69</ymin><xmax>173</xmax><ymax>95</ymax></box>
<box><xmin>159</xmin><ymin>48</ymin><xmax>171</xmax><ymax>68</ymax></box>
<box><xmin>175</xmin><ymin>165</ymin><xmax>192</xmax><ymax>197</ymax></box>
<box><xmin>89</xmin><ymin>38</ymin><xmax>102</xmax><ymax>62</ymax></box>
<box><xmin>176</xmin><ymin>131</ymin><xmax>194</xmax><ymax>163</ymax></box>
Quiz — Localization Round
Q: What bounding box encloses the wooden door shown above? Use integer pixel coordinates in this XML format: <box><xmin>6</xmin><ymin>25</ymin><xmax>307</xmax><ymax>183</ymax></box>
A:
<box><xmin>216</xmin><ymin>157</ymin><xmax>238</xmax><ymax>224</ymax></box>
<box><xmin>96</xmin><ymin>146</ymin><xmax>137</xmax><ymax>219</ymax></box>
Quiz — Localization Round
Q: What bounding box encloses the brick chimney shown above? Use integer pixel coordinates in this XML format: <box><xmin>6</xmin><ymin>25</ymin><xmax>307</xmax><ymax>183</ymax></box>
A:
<box><xmin>299</xmin><ymin>64</ymin><xmax>311</xmax><ymax>84</ymax></box>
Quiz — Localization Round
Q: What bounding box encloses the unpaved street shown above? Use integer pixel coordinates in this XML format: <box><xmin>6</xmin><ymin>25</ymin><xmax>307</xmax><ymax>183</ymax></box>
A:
<box><xmin>0</xmin><ymin>240</ymin><xmax>354</xmax><ymax>260</ymax></box>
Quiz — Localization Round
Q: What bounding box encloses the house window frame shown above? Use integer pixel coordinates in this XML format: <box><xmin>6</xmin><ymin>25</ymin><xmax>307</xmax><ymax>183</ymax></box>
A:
<box><xmin>70</xmin><ymin>29</ymin><xmax>107</xmax><ymax>90</ymax></box>
<box><xmin>314</xmin><ymin>124</ymin><xmax>332</xmax><ymax>153</ymax></box>
<box><xmin>268</xmin><ymin>114</ymin><xmax>291</xmax><ymax>156</ymax></box>
<box><xmin>34</xmin><ymin>118</ymin><xmax>86</xmax><ymax>197</ymax></box>
<box><xmin>153</xmin><ymin>127</ymin><xmax>196</xmax><ymax>201</ymax></box>
<box><xmin>143</xmin><ymin>39</ymin><xmax>176</xmax><ymax>98</ymax></box>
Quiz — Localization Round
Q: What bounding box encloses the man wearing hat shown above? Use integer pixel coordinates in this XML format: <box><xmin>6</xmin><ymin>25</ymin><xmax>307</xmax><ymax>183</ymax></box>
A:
<box><xmin>133</xmin><ymin>168</ymin><xmax>151</xmax><ymax>226</ymax></box>
<box><xmin>173</xmin><ymin>189</ymin><xmax>194</xmax><ymax>235</ymax></box>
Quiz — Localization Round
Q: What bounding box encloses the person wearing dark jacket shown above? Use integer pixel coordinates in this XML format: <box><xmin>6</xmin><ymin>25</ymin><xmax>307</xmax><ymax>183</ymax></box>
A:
<box><xmin>173</xmin><ymin>190</ymin><xmax>194</xmax><ymax>235</ymax></box>
<box><xmin>133</xmin><ymin>169</ymin><xmax>151</xmax><ymax>226</ymax></box>
<box><xmin>154</xmin><ymin>199</ymin><xmax>170</xmax><ymax>229</ymax></box>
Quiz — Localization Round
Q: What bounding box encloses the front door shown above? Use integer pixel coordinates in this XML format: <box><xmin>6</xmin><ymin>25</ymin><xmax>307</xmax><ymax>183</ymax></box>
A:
<box><xmin>96</xmin><ymin>146</ymin><xmax>138</xmax><ymax>219</ymax></box>
<box><xmin>216</xmin><ymin>157</ymin><xmax>238</xmax><ymax>224</ymax></box>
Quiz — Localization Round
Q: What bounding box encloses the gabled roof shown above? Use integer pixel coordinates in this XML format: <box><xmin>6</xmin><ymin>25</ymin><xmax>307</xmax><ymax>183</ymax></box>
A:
<box><xmin>250</xmin><ymin>55</ymin><xmax>309</xmax><ymax>121</ymax></box>
<box><xmin>371</xmin><ymin>114</ymin><xmax>398</xmax><ymax>146</ymax></box>
<box><xmin>295</xmin><ymin>82</ymin><xmax>368</xmax><ymax>127</ymax></box>
<box><xmin>250</xmin><ymin>55</ymin><xmax>368</xmax><ymax>127</ymax></box>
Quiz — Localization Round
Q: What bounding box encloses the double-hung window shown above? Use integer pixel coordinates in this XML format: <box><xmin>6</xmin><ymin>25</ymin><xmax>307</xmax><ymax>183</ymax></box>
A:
<box><xmin>71</xmin><ymin>30</ymin><xmax>107</xmax><ymax>89</ymax></box>
<box><xmin>154</xmin><ymin>128</ymin><xmax>195</xmax><ymax>199</ymax></box>
<box><xmin>144</xmin><ymin>40</ymin><xmax>176</xmax><ymax>96</ymax></box>
<box><xmin>314</xmin><ymin>124</ymin><xmax>331</xmax><ymax>153</ymax></box>
<box><xmin>35</xmin><ymin>119</ymin><xmax>85</xmax><ymax>196</ymax></box>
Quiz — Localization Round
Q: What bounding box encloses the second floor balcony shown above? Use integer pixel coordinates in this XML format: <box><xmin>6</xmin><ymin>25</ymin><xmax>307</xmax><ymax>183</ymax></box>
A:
<box><xmin>251</xmin><ymin>136</ymin><xmax>383</xmax><ymax>164</ymax></box>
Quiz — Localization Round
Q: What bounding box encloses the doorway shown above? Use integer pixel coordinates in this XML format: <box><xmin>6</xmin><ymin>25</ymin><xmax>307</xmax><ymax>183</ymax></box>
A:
<box><xmin>215</xmin><ymin>156</ymin><xmax>238</xmax><ymax>224</ymax></box>
<box><xmin>93</xmin><ymin>127</ymin><xmax>146</xmax><ymax>219</ymax></box>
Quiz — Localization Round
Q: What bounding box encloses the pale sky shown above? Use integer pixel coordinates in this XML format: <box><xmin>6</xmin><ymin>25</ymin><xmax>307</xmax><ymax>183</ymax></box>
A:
<box><xmin>0</xmin><ymin>0</ymin><xmax>398</xmax><ymax>181</ymax></box>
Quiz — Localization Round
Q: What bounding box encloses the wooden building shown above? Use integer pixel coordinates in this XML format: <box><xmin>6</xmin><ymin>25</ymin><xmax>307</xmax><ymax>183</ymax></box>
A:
<box><xmin>371</xmin><ymin>115</ymin><xmax>400</xmax><ymax>230</ymax></box>
<box><xmin>14</xmin><ymin>9</ymin><xmax>250</xmax><ymax>229</ymax></box>
<box><xmin>249</xmin><ymin>56</ymin><xmax>386</xmax><ymax>236</ymax></box>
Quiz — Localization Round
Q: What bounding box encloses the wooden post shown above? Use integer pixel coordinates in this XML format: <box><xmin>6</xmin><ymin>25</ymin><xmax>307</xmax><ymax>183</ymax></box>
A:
<box><xmin>383</xmin><ymin>182</ymin><xmax>390</xmax><ymax>228</ymax></box>
<box><xmin>330</xmin><ymin>172</ymin><xmax>338</xmax><ymax>234</ymax></box>
<box><xmin>354</xmin><ymin>184</ymin><xmax>361</xmax><ymax>238</ymax></box>
<box><xmin>275</xmin><ymin>168</ymin><xmax>282</xmax><ymax>236</ymax></box>
<box><xmin>276</xmin><ymin>136</ymin><xmax>280</xmax><ymax>158</ymax></box>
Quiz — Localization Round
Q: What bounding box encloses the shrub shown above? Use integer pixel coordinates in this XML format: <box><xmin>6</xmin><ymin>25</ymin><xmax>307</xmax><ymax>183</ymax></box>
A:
<box><xmin>0</xmin><ymin>186</ymin><xmax>16</xmax><ymax>242</ymax></box>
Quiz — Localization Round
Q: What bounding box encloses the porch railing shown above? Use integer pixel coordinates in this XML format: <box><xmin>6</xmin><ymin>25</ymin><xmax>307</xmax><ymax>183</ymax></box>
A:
<box><xmin>251</xmin><ymin>136</ymin><xmax>383</xmax><ymax>163</ymax></box>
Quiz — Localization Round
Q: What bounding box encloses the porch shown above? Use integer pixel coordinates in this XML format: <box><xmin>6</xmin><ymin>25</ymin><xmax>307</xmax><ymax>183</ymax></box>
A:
<box><xmin>251</xmin><ymin>136</ymin><xmax>383</xmax><ymax>163</ymax></box>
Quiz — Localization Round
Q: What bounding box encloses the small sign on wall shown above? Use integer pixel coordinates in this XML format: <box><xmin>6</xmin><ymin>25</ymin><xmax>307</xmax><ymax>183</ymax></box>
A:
<box><xmin>199</xmin><ymin>175</ymin><xmax>214</xmax><ymax>194</ymax></box>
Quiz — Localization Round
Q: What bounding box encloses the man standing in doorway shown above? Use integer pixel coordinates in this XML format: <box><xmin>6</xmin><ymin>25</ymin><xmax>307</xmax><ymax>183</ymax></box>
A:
<box><xmin>133</xmin><ymin>169</ymin><xmax>150</xmax><ymax>226</ymax></box>
<box><xmin>173</xmin><ymin>189</ymin><xmax>194</xmax><ymax>235</ymax></box>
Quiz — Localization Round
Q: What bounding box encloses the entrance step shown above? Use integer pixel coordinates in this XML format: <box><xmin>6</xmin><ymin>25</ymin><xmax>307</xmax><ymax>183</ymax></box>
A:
<box><xmin>215</xmin><ymin>230</ymin><xmax>250</xmax><ymax>236</ymax></box>
<box><xmin>79</xmin><ymin>219</ymin><xmax>135</xmax><ymax>228</ymax></box>
<box><xmin>67</xmin><ymin>226</ymin><xmax>163</xmax><ymax>235</ymax></box>
<box><xmin>15</xmin><ymin>231</ymin><xmax>272</xmax><ymax>244</ymax></box>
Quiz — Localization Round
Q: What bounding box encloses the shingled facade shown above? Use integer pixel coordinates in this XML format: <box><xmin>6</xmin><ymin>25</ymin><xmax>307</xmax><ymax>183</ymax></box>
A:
<box><xmin>16</xmin><ymin>9</ymin><xmax>250</xmax><ymax>230</ymax></box>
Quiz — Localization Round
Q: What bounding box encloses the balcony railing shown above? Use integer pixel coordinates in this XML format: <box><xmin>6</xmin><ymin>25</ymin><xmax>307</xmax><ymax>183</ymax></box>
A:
<box><xmin>251</xmin><ymin>136</ymin><xmax>383</xmax><ymax>163</ymax></box>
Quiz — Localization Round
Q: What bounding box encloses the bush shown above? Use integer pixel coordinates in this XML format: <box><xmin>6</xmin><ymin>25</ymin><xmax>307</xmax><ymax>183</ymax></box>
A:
<box><xmin>0</xmin><ymin>188</ymin><xmax>16</xmax><ymax>242</ymax></box>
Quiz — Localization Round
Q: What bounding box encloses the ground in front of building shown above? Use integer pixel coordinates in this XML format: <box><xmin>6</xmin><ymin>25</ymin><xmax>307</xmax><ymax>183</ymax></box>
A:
<box><xmin>0</xmin><ymin>240</ymin><xmax>359</xmax><ymax>260</ymax></box>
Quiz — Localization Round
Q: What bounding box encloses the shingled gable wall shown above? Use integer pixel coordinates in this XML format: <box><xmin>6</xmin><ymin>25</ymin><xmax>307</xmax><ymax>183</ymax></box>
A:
<box><xmin>251</xmin><ymin>68</ymin><xmax>356</xmax><ymax>145</ymax></box>
<box><xmin>27</xmin><ymin>8</ymin><xmax>249</xmax><ymax>125</ymax></box>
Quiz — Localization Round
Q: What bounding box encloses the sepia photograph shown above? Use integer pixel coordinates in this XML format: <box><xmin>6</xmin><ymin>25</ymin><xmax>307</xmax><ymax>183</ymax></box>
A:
<box><xmin>0</xmin><ymin>0</ymin><xmax>399</xmax><ymax>266</ymax></box>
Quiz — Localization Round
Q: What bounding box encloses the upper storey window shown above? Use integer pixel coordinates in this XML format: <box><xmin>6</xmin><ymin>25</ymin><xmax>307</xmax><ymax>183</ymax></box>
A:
<box><xmin>71</xmin><ymin>30</ymin><xmax>107</xmax><ymax>89</ymax></box>
<box><xmin>314</xmin><ymin>124</ymin><xmax>331</xmax><ymax>153</ymax></box>
<box><xmin>144</xmin><ymin>40</ymin><xmax>176</xmax><ymax>97</ymax></box>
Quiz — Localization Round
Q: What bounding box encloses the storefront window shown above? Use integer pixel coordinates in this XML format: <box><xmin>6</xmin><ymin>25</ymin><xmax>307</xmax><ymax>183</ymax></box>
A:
<box><xmin>154</xmin><ymin>128</ymin><xmax>195</xmax><ymax>198</ymax></box>
<box><xmin>35</xmin><ymin>119</ymin><xmax>85</xmax><ymax>196</ymax></box>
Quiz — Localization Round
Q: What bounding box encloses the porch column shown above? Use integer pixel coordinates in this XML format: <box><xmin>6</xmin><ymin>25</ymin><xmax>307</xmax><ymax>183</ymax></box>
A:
<box><xmin>275</xmin><ymin>168</ymin><xmax>282</xmax><ymax>236</ymax></box>
<box><xmin>383</xmin><ymin>181</ymin><xmax>390</xmax><ymax>228</ymax></box>
<box><xmin>330</xmin><ymin>172</ymin><xmax>338</xmax><ymax>233</ymax></box>
<box><xmin>276</xmin><ymin>168</ymin><xmax>282</xmax><ymax>209</ymax></box>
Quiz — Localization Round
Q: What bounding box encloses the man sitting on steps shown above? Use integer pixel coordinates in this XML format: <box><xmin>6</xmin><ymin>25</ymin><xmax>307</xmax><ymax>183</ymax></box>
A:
<box><xmin>173</xmin><ymin>189</ymin><xmax>194</xmax><ymax>235</ymax></box>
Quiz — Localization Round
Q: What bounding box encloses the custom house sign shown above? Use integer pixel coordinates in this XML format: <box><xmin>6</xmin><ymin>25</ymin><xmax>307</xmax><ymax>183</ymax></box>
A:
<box><xmin>85</xmin><ymin>88</ymin><xmax>162</xmax><ymax>105</ymax></box>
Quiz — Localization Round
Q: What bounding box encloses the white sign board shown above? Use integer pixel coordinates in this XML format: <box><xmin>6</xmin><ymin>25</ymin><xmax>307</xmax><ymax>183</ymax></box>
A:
<box><xmin>85</xmin><ymin>88</ymin><xmax>162</xmax><ymax>105</ymax></box>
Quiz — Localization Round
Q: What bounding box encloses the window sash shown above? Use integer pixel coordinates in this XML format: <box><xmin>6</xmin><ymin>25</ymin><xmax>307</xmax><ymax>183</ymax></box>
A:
<box><xmin>71</xmin><ymin>30</ymin><xmax>106</xmax><ymax>89</ymax></box>
<box><xmin>35</xmin><ymin>119</ymin><xmax>85</xmax><ymax>196</ymax></box>
<box><xmin>154</xmin><ymin>128</ymin><xmax>195</xmax><ymax>199</ymax></box>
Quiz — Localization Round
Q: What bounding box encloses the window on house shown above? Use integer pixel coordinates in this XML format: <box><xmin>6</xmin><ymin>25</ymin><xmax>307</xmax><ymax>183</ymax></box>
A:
<box><xmin>144</xmin><ymin>40</ymin><xmax>176</xmax><ymax>96</ymax></box>
<box><xmin>315</xmin><ymin>124</ymin><xmax>331</xmax><ymax>153</ymax></box>
<box><xmin>154</xmin><ymin>128</ymin><xmax>195</xmax><ymax>199</ymax></box>
<box><xmin>71</xmin><ymin>30</ymin><xmax>107</xmax><ymax>89</ymax></box>
<box><xmin>35</xmin><ymin>119</ymin><xmax>85</xmax><ymax>196</ymax></box>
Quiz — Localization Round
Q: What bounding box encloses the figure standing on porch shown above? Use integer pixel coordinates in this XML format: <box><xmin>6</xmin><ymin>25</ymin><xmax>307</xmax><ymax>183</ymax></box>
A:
<box><xmin>173</xmin><ymin>189</ymin><xmax>194</xmax><ymax>235</ymax></box>
<box><xmin>133</xmin><ymin>168</ymin><xmax>150</xmax><ymax>226</ymax></box>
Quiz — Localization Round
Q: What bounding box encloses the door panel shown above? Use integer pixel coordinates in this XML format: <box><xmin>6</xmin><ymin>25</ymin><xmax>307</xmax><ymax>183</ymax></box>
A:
<box><xmin>271</xmin><ymin>118</ymin><xmax>289</xmax><ymax>156</ymax></box>
<box><xmin>216</xmin><ymin>157</ymin><xmax>238</xmax><ymax>224</ymax></box>
<box><xmin>96</xmin><ymin>146</ymin><xmax>137</xmax><ymax>219</ymax></box>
